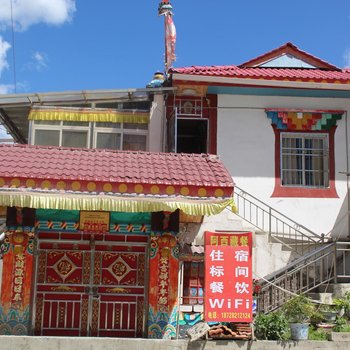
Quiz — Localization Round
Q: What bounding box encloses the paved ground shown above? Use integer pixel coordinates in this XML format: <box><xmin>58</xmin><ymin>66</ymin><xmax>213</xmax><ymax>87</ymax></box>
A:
<box><xmin>1</xmin><ymin>336</ymin><xmax>350</xmax><ymax>350</ymax></box>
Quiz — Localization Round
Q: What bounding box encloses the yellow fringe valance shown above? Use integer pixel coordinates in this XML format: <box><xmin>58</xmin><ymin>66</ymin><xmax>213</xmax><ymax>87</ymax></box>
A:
<box><xmin>28</xmin><ymin>107</ymin><xmax>149</xmax><ymax>124</ymax></box>
<box><xmin>0</xmin><ymin>191</ymin><xmax>236</xmax><ymax>216</ymax></box>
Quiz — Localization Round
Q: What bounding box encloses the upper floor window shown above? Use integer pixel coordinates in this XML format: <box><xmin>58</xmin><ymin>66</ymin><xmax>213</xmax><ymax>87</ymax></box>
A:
<box><xmin>281</xmin><ymin>133</ymin><xmax>329</xmax><ymax>188</ymax></box>
<box><xmin>266</xmin><ymin>109</ymin><xmax>343</xmax><ymax>198</ymax></box>
<box><xmin>94</xmin><ymin>122</ymin><xmax>148</xmax><ymax>151</ymax></box>
<box><xmin>32</xmin><ymin>120</ymin><xmax>148</xmax><ymax>151</ymax></box>
<box><xmin>29</xmin><ymin>106</ymin><xmax>149</xmax><ymax>151</ymax></box>
<box><xmin>166</xmin><ymin>95</ymin><xmax>218</xmax><ymax>154</ymax></box>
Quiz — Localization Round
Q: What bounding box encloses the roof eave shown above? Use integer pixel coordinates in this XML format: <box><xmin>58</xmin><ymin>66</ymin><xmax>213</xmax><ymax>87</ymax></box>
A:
<box><xmin>171</xmin><ymin>73</ymin><xmax>350</xmax><ymax>91</ymax></box>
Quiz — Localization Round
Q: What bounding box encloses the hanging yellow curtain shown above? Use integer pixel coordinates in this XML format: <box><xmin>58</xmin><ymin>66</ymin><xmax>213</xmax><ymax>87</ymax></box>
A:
<box><xmin>28</xmin><ymin>107</ymin><xmax>149</xmax><ymax>124</ymax></box>
<box><xmin>0</xmin><ymin>190</ymin><xmax>235</xmax><ymax>216</ymax></box>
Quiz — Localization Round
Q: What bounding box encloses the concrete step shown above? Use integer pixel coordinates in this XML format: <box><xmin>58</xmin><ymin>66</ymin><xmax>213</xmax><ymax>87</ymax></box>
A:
<box><xmin>253</xmin><ymin>232</ymin><xmax>293</xmax><ymax>278</ymax></box>
<box><xmin>315</xmin><ymin>283</ymin><xmax>350</xmax><ymax>297</ymax></box>
<box><xmin>308</xmin><ymin>292</ymin><xmax>334</xmax><ymax>304</ymax></box>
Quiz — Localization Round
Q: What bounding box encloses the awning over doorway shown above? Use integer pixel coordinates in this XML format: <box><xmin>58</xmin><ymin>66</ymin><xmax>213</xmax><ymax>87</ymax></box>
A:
<box><xmin>0</xmin><ymin>144</ymin><xmax>235</xmax><ymax>215</ymax></box>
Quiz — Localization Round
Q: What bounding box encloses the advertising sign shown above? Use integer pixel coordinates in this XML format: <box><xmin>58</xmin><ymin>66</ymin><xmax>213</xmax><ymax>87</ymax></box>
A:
<box><xmin>204</xmin><ymin>231</ymin><xmax>253</xmax><ymax>323</ymax></box>
<box><xmin>79</xmin><ymin>211</ymin><xmax>110</xmax><ymax>233</ymax></box>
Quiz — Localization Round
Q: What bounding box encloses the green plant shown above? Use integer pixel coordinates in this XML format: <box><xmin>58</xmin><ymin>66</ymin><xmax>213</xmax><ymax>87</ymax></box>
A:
<box><xmin>318</xmin><ymin>304</ymin><xmax>336</xmax><ymax>312</ymax></box>
<box><xmin>333</xmin><ymin>316</ymin><xmax>350</xmax><ymax>332</ymax></box>
<box><xmin>333</xmin><ymin>292</ymin><xmax>350</xmax><ymax>317</ymax></box>
<box><xmin>316</xmin><ymin>304</ymin><xmax>339</xmax><ymax>323</ymax></box>
<box><xmin>308</xmin><ymin>325</ymin><xmax>330</xmax><ymax>340</ymax></box>
<box><xmin>254</xmin><ymin>311</ymin><xmax>289</xmax><ymax>340</ymax></box>
<box><xmin>282</xmin><ymin>295</ymin><xmax>315</xmax><ymax>323</ymax></box>
<box><xmin>310</xmin><ymin>310</ymin><xmax>325</xmax><ymax>326</ymax></box>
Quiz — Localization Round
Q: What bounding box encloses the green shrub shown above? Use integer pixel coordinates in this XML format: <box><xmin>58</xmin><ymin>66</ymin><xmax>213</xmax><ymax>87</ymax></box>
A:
<box><xmin>333</xmin><ymin>292</ymin><xmax>350</xmax><ymax>319</ymax></box>
<box><xmin>254</xmin><ymin>312</ymin><xmax>289</xmax><ymax>340</ymax></box>
<box><xmin>308</xmin><ymin>325</ymin><xmax>330</xmax><ymax>340</ymax></box>
<box><xmin>333</xmin><ymin>316</ymin><xmax>350</xmax><ymax>332</ymax></box>
<box><xmin>282</xmin><ymin>295</ymin><xmax>315</xmax><ymax>323</ymax></box>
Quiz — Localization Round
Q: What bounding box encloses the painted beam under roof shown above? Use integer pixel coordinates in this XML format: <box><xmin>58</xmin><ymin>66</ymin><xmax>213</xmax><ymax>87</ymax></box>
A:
<box><xmin>207</xmin><ymin>85</ymin><xmax>350</xmax><ymax>98</ymax></box>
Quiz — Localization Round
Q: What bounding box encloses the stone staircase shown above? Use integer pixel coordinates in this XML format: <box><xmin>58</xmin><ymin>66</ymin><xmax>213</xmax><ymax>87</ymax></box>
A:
<box><xmin>253</xmin><ymin>232</ymin><xmax>293</xmax><ymax>279</ymax></box>
<box><xmin>231</xmin><ymin>186</ymin><xmax>350</xmax><ymax>312</ymax></box>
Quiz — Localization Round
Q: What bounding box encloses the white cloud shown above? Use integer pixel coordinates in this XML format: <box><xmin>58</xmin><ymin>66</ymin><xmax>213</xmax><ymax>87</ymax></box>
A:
<box><xmin>25</xmin><ymin>51</ymin><xmax>48</xmax><ymax>71</ymax></box>
<box><xmin>344</xmin><ymin>49</ymin><xmax>350</xmax><ymax>68</ymax></box>
<box><xmin>0</xmin><ymin>84</ymin><xmax>14</xmax><ymax>94</ymax></box>
<box><xmin>0</xmin><ymin>0</ymin><xmax>76</xmax><ymax>31</ymax></box>
<box><xmin>0</xmin><ymin>1</ymin><xmax>75</xmax><ymax>91</ymax></box>
<box><xmin>0</xmin><ymin>36</ymin><xmax>11</xmax><ymax>76</ymax></box>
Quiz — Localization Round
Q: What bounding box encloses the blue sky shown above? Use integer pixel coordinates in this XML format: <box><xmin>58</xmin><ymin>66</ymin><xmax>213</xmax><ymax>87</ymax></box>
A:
<box><xmin>0</xmin><ymin>0</ymin><xmax>350</xmax><ymax>94</ymax></box>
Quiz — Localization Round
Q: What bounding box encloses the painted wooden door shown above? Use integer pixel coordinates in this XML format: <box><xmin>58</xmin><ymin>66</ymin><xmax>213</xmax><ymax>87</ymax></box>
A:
<box><xmin>33</xmin><ymin>233</ymin><xmax>147</xmax><ymax>337</ymax></box>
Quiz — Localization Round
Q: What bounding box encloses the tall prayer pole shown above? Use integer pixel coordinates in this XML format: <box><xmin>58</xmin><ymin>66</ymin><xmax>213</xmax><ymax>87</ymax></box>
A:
<box><xmin>158</xmin><ymin>1</ymin><xmax>176</xmax><ymax>72</ymax></box>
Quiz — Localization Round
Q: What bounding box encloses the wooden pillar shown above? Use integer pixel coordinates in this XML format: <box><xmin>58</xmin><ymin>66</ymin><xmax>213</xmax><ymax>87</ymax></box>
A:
<box><xmin>148</xmin><ymin>232</ymin><xmax>179</xmax><ymax>339</ymax></box>
<box><xmin>0</xmin><ymin>228</ymin><xmax>35</xmax><ymax>335</ymax></box>
<box><xmin>0</xmin><ymin>206</ymin><xmax>35</xmax><ymax>335</ymax></box>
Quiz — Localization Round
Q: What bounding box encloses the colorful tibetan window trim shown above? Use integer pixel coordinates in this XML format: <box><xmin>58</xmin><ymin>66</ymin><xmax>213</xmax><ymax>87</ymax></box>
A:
<box><xmin>28</xmin><ymin>106</ymin><xmax>149</xmax><ymax>124</ymax></box>
<box><xmin>266</xmin><ymin>109</ymin><xmax>344</xmax><ymax>131</ymax></box>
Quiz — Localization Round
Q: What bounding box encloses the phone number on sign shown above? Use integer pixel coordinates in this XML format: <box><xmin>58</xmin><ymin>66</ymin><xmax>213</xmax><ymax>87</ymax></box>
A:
<box><xmin>221</xmin><ymin>312</ymin><xmax>251</xmax><ymax>319</ymax></box>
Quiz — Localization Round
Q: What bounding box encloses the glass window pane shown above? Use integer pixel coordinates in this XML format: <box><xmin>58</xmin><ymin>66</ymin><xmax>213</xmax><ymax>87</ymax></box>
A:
<box><xmin>62</xmin><ymin>131</ymin><xmax>88</xmax><ymax>148</ymax></box>
<box><xmin>95</xmin><ymin>102</ymin><xmax>121</xmax><ymax>109</ymax></box>
<box><xmin>122</xmin><ymin>101</ymin><xmax>150</xmax><ymax>110</ymax></box>
<box><xmin>35</xmin><ymin>130</ymin><xmax>60</xmax><ymax>146</ymax></box>
<box><xmin>281</xmin><ymin>133</ymin><xmax>328</xmax><ymax>188</ymax></box>
<box><xmin>96</xmin><ymin>133</ymin><xmax>121</xmax><ymax>150</ymax></box>
<box><xmin>123</xmin><ymin>134</ymin><xmax>147</xmax><ymax>151</ymax></box>
<box><xmin>123</xmin><ymin>123</ymin><xmax>148</xmax><ymax>130</ymax></box>
<box><xmin>63</xmin><ymin>121</ymin><xmax>89</xmax><ymax>127</ymax></box>
<box><xmin>95</xmin><ymin>122</ymin><xmax>121</xmax><ymax>128</ymax></box>
<box><xmin>34</xmin><ymin>120</ymin><xmax>61</xmax><ymax>125</ymax></box>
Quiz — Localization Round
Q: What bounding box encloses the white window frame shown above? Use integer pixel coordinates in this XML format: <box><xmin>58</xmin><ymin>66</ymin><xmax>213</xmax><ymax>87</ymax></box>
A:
<box><xmin>175</xmin><ymin>98</ymin><xmax>203</xmax><ymax>117</ymax></box>
<box><xmin>280</xmin><ymin>132</ymin><xmax>329</xmax><ymax>188</ymax></box>
<box><xmin>31</xmin><ymin>120</ymin><xmax>149</xmax><ymax>151</ymax></box>
<box><xmin>93</xmin><ymin>122</ymin><xmax>148</xmax><ymax>150</ymax></box>
<box><xmin>32</xmin><ymin>120</ymin><xmax>90</xmax><ymax>148</ymax></box>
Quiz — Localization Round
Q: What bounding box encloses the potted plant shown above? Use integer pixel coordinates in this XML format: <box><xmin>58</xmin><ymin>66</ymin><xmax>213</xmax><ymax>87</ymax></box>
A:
<box><xmin>254</xmin><ymin>311</ymin><xmax>289</xmax><ymax>340</ymax></box>
<box><xmin>318</xmin><ymin>304</ymin><xmax>339</xmax><ymax>323</ymax></box>
<box><xmin>282</xmin><ymin>295</ymin><xmax>315</xmax><ymax>340</ymax></box>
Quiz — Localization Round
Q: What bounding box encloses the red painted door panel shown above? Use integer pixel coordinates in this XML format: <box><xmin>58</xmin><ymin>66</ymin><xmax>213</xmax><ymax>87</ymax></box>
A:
<box><xmin>34</xmin><ymin>234</ymin><xmax>147</xmax><ymax>337</ymax></box>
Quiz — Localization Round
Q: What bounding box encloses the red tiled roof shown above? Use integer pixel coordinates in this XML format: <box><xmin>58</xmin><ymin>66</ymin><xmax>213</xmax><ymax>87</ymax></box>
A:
<box><xmin>0</xmin><ymin>144</ymin><xmax>233</xmax><ymax>198</ymax></box>
<box><xmin>170</xmin><ymin>65</ymin><xmax>350</xmax><ymax>83</ymax></box>
<box><xmin>170</xmin><ymin>42</ymin><xmax>350</xmax><ymax>84</ymax></box>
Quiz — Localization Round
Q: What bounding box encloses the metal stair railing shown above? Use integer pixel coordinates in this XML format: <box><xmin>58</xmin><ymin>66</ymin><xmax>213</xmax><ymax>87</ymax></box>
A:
<box><xmin>233</xmin><ymin>186</ymin><xmax>324</xmax><ymax>255</ymax></box>
<box><xmin>257</xmin><ymin>241</ymin><xmax>350</xmax><ymax>313</ymax></box>
<box><xmin>257</xmin><ymin>242</ymin><xmax>335</xmax><ymax>312</ymax></box>
<box><xmin>232</xmin><ymin>186</ymin><xmax>349</xmax><ymax>312</ymax></box>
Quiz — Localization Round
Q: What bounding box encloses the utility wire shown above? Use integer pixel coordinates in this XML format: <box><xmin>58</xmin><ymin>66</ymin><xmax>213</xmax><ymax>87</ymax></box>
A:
<box><xmin>10</xmin><ymin>0</ymin><xmax>17</xmax><ymax>93</ymax></box>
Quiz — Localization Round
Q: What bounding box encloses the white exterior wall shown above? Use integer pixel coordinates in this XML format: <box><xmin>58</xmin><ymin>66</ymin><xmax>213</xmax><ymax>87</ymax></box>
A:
<box><xmin>148</xmin><ymin>93</ymin><xmax>165</xmax><ymax>152</ymax></box>
<box><xmin>217</xmin><ymin>94</ymin><xmax>350</xmax><ymax>238</ymax></box>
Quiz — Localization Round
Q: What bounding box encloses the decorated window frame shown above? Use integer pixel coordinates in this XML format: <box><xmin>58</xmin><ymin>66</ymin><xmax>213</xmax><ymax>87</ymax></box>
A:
<box><xmin>266</xmin><ymin>109</ymin><xmax>343</xmax><ymax>198</ymax></box>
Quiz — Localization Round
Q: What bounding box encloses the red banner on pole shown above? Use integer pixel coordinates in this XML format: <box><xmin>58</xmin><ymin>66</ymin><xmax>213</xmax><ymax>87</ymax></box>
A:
<box><xmin>204</xmin><ymin>232</ymin><xmax>253</xmax><ymax>323</ymax></box>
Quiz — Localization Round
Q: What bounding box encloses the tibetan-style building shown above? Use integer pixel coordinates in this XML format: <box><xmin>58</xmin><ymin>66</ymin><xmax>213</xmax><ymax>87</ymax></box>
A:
<box><xmin>0</xmin><ymin>144</ymin><xmax>234</xmax><ymax>338</ymax></box>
